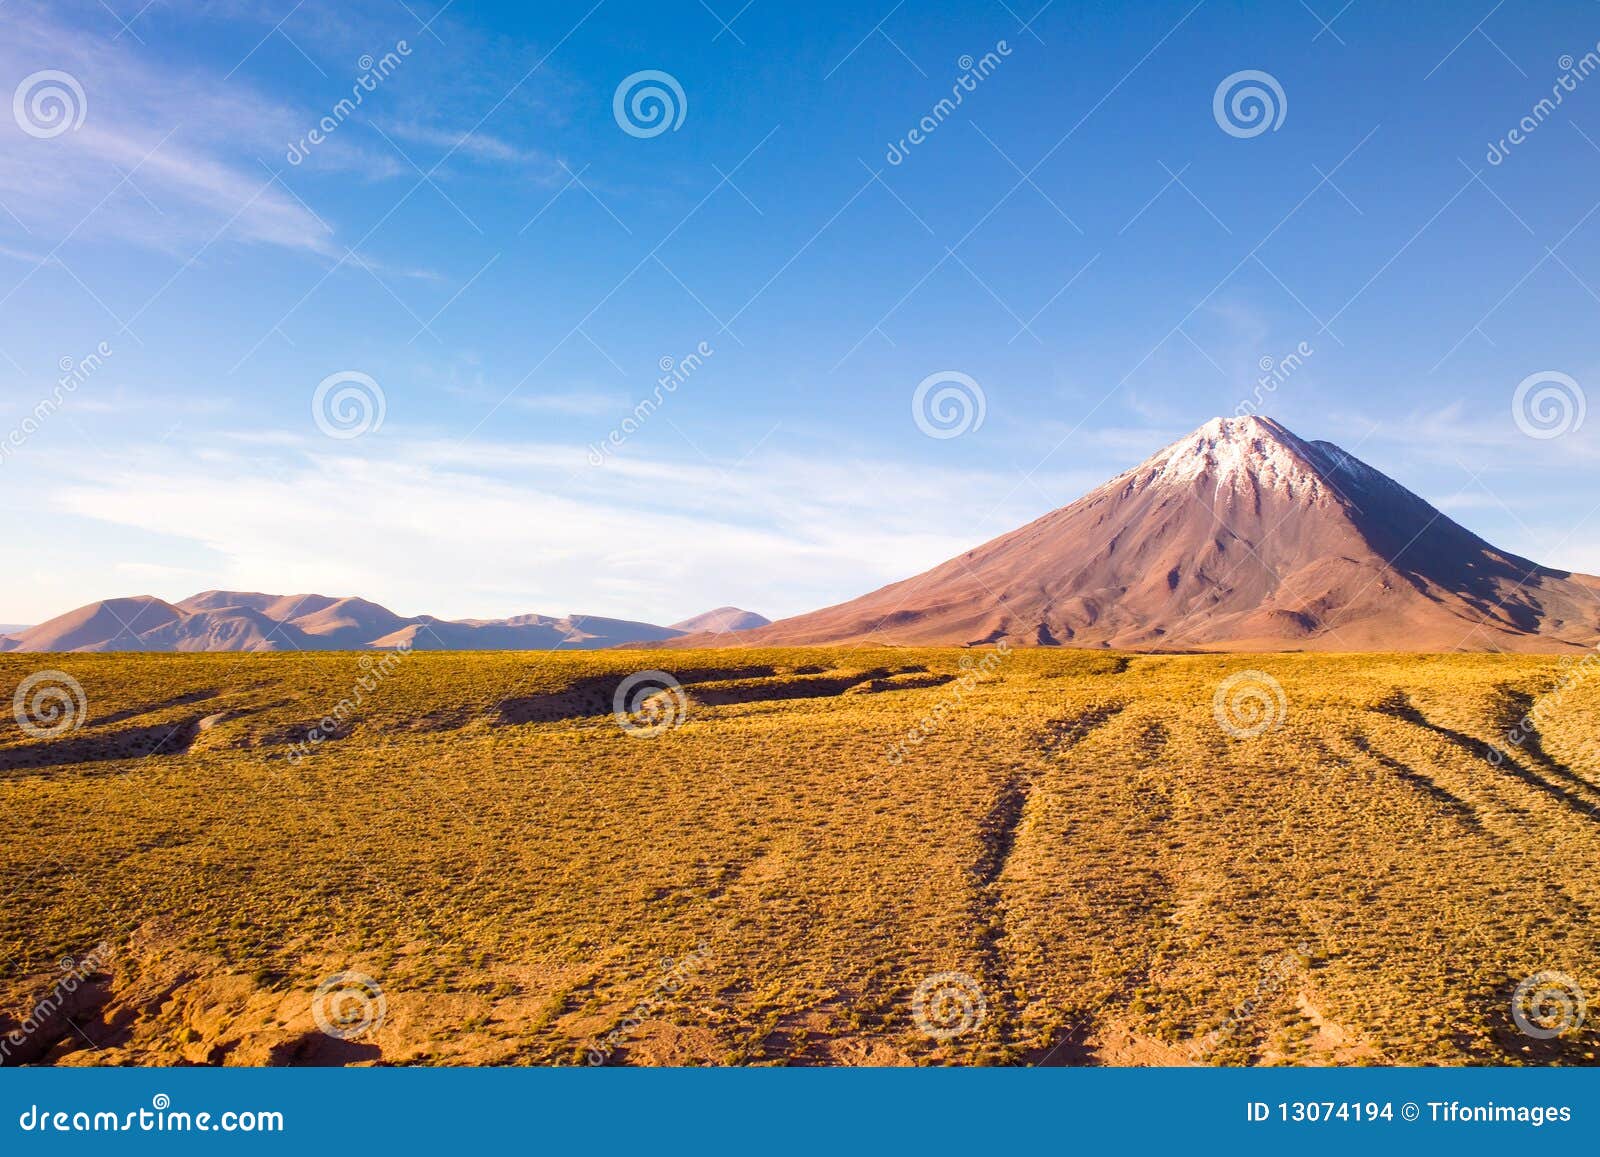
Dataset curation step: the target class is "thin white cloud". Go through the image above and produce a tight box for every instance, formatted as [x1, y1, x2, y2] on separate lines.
[513, 390, 627, 417]
[1318, 402, 1600, 465]
[0, 242, 54, 266]
[1435, 491, 1514, 512]
[0, 2, 388, 259]
[13, 431, 1069, 625]
[381, 120, 558, 172]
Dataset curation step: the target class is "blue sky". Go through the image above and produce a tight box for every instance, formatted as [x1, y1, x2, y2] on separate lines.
[2, 0, 1599, 624]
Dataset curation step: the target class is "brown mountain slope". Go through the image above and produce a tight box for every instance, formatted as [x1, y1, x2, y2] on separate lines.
[693, 416, 1600, 653]
[0, 596, 184, 652]
[176, 591, 342, 621]
[369, 613, 689, 650]
[1, 592, 694, 653]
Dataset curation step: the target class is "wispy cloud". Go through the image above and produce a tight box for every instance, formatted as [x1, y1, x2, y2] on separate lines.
[381, 120, 560, 174]
[0, 2, 390, 260]
[0, 242, 54, 266]
[17, 430, 1070, 624]
[513, 390, 630, 417]
[1320, 401, 1600, 466]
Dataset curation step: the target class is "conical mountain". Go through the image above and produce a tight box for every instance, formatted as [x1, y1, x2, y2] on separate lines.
[715, 416, 1600, 652]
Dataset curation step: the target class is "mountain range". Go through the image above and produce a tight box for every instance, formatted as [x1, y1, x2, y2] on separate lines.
[0, 593, 770, 653]
[7, 416, 1598, 654]
[671, 415, 1600, 652]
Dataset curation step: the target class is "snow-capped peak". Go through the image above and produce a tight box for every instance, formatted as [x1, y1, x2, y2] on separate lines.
[1114, 416, 1348, 504]
[1074, 415, 1440, 525]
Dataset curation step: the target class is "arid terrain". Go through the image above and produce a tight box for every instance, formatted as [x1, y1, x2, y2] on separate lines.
[2, 647, 1597, 1067]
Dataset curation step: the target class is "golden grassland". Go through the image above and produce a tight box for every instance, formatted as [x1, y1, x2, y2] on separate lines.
[1, 647, 1597, 1067]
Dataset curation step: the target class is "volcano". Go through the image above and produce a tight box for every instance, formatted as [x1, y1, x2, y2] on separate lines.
[706, 416, 1600, 652]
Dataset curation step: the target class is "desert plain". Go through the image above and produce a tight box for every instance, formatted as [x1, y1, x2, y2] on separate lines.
[2, 646, 1597, 1066]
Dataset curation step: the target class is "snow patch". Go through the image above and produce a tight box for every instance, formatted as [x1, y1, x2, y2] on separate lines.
[1111, 416, 1342, 505]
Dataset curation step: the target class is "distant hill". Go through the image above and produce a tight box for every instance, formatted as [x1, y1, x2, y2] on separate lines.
[669, 607, 771, 634]
[0, 593, 760, 653]
[0, 596, 186, 652]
